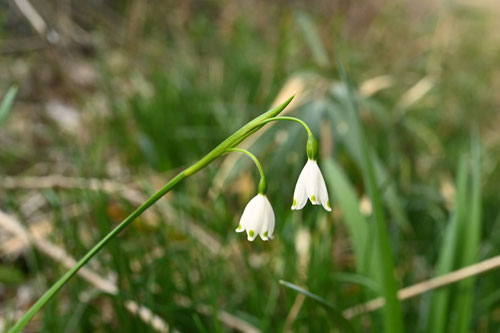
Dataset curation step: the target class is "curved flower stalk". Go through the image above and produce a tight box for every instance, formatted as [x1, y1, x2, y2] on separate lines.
[257, 116, 332, 212]
[226, 148, 275, 241]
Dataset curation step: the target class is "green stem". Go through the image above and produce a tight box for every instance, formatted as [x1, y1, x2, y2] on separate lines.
[260, 116, 313, 137]
[226, 148, 267, 194]
[9, 93, 296, 333]
[259, 116, 318, 160]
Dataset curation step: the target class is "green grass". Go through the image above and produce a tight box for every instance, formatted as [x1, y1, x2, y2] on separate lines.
[338, 59, 404, 333]
[428, 155, 468, 333]
[1, 1, 500, 332]
[0, 86, 17, 125]
[279, 280, 356, 333]
[453, 133, 482, 333]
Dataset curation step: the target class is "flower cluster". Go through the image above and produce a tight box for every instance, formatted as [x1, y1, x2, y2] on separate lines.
[235, 132, 331, 242]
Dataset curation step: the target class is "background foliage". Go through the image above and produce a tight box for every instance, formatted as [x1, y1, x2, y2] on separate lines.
[1, 0, 500, 332]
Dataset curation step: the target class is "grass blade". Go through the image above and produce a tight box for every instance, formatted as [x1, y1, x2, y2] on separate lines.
[295, 12, 329, 67]
[337, 58, 405, 333]
[322, 158, 372, 276]
[330, 272, 379, 293]
[428, 155, 468, 333]
[453, 132, 482, 333]
[0, 86, 18, 125]
[326, 89, 411, 233]
[279, 280, 357, 333]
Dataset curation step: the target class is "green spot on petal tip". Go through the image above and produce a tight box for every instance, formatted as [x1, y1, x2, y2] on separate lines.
[292, 198, 297, 207]
[311, 195, 316, 203]
[237, 224, 242, 230]
[327, 200, 331, 208]
[263, 231, 268, 238]
[249, 230, 255, 238]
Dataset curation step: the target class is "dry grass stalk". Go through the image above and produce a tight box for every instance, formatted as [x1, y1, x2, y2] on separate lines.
[343, 255, 500, 318]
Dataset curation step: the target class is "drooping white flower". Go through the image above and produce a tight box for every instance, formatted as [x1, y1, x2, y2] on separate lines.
[291, 159, 331, 211]
[236, 194, 275, 241]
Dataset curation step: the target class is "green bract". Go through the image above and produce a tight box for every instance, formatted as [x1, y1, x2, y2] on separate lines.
[306, 134, 319, 160]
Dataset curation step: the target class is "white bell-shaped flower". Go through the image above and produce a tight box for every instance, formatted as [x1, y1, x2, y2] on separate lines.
[291, 159, 331, 212]
[236, 194, 275, 241]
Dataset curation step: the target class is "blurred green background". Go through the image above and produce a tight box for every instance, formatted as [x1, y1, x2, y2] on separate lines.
[1, 0, 500, 332]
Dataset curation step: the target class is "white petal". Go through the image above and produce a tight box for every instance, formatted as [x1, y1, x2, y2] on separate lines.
[236, 195, 263, 232]
[259, 214, 270, 240]
[291, 162, 310, 210]
[260, 196, 275, 240]
[236, 194, 260, 232]
[247, 231, 257, 241]
[305, 160, 320, 205]
[266, 205, 275, 240]
[316, 164, 332, 211]
[245, 195, 267, 241]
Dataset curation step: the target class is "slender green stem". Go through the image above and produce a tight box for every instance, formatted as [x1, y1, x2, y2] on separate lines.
[226, 148, 265, 182]
[226, 148, 267, 194]
[9, 93, 296, 333]
[260, 116, 313, 137]
[259, 116, 318, 160]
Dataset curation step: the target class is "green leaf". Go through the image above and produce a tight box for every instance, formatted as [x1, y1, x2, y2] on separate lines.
[453, 132, 482, 333]
[279, 280, 357, 333]
[428, 155, 468, 333]
[322, 158, 373, 277]
[337, 58, 405, 333]
[330, 272, 380, 293]
[327, 85, 411, 233]
[295, 12, 329, 67]
[0, 86, 18, 125]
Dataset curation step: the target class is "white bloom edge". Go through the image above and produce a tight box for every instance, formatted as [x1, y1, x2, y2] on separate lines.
[291, 159, 332, 212]
[236, 194, 275, 241]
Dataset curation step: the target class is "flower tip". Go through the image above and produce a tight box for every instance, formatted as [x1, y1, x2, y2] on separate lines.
[246, 229, 256, 241]
[237, 194, 275, 242]
[260, 230, 272, 241]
